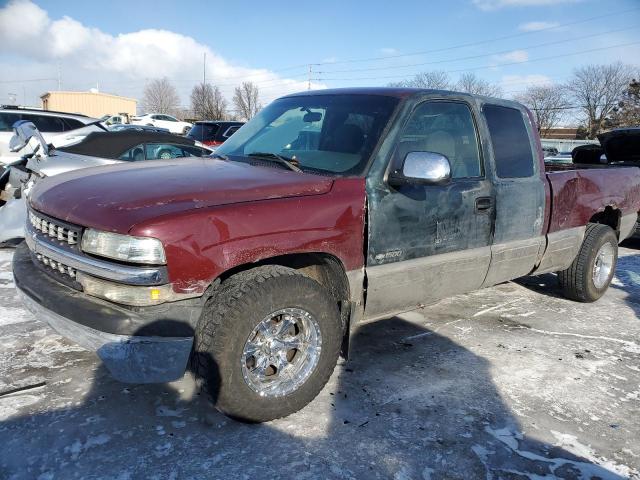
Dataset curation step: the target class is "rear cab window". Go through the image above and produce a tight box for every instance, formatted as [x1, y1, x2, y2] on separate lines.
[483, 104, 535, 178]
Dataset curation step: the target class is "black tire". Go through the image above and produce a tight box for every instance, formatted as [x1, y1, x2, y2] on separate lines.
[557, 223, 618, 302]
[192, 265, 342, 422]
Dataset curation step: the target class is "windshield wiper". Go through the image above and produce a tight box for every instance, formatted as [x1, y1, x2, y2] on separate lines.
[211, 153, 228, 160]
[246, 152, 302, 173]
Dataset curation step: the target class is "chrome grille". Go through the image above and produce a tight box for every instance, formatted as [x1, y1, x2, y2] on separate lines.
[29, 211, 79, 246]
[35, 252, 77, 279]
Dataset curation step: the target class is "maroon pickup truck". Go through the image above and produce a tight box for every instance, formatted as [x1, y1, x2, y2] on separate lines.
[13, 88, 640, 422]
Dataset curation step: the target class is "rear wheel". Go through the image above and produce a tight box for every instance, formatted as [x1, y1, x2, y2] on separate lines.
[193, 265, 342, 422]
[558, 223, 618, 302]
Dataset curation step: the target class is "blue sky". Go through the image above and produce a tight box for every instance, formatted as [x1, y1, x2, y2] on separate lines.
[1, 0, 639, 107]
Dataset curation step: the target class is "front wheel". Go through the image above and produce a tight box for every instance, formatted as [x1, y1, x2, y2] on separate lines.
[193, 265, 342, 422]
[557, 223, 618, 302]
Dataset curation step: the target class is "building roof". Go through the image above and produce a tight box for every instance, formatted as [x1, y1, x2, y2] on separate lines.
[40, 91, 137, 102]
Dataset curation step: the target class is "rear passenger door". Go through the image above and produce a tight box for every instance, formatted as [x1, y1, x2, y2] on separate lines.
[481, 103, 546, 287]
[365, 99, 495, 319]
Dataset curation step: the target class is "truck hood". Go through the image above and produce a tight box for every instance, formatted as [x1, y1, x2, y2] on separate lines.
[29, 158, 334, 233]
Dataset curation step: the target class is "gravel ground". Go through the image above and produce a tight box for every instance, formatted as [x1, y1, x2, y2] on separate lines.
[1, 242, 639, 480]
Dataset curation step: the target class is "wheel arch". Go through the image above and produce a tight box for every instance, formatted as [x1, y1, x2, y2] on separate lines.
[208, 252, 353, 357]
[588, 206, 622, 238]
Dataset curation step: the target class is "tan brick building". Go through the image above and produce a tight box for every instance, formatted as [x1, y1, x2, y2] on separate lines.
[40, 91, 137, 118]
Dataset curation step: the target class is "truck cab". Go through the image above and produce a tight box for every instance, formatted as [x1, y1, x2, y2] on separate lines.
[13, 88, 640, 422]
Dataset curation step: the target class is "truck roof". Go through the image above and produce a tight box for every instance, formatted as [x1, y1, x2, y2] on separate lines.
[281, 87, 522, 107]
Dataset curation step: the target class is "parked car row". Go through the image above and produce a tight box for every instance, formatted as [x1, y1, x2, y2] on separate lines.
[131, 113, 193, 135]
[0, 124, 213, 245]
[7, 87, 640, 424]
[186, 121, 244, 147]
[0, 105, 104, 165]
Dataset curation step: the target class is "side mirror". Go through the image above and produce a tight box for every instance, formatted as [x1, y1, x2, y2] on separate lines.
[389, 151, 451, 186]
[10, 120, 49, 156]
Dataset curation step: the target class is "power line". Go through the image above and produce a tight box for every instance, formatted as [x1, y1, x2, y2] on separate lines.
[314, 25, 637, 75]
[0, 78, 57, 84]
[315, 41, 640, 82]
[307, 6, 640, 67]
[45, 5, 640, 90]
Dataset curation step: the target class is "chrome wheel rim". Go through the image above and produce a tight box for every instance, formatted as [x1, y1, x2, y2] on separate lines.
[241, 308, 322, 397]
[592, 242, 614, 289]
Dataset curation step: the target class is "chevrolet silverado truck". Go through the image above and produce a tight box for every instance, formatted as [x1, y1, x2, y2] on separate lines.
[13, 88, 640, 422]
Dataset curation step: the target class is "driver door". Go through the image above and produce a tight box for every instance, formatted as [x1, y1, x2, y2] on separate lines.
[364, 99, 495, 319]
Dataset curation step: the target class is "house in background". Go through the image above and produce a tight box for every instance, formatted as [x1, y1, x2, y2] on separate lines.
[40, 90, 137, 118]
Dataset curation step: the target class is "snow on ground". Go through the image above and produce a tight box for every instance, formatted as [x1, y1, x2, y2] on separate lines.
[1, 243, 640, 479]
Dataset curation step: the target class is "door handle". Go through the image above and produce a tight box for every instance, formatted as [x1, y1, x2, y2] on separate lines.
[475, 197, 493, 213]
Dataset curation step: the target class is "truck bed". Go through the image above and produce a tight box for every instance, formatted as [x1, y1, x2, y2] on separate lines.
[545, 164, 640, 233]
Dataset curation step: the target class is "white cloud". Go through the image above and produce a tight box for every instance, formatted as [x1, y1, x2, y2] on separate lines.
[379, 48, 399, 56]
[493, 50, 529, 64]
[518, 21, 560, 32]
[0, 0, 324, 110]
[473, 0, 580, 11]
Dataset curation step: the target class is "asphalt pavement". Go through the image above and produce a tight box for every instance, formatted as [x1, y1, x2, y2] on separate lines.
[1, 242, 639, 479]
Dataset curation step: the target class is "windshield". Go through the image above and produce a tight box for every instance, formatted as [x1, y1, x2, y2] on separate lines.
[216, 94, 399, 176]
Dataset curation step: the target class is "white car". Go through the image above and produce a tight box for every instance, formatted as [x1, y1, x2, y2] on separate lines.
[0, 107, 101, 165]
[131, 113, 192, 135]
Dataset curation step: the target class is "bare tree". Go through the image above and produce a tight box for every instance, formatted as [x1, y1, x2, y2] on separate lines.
[456, 73, 502, 97]
[516, 85, 569, 137]
[609, 78, 640, 128]
[141, 77, 180, 114]
[191, 83, 228, 120]
[389, 70, 452, 90]
[233, 82, 261, 121]
[566, 62, 635, 138]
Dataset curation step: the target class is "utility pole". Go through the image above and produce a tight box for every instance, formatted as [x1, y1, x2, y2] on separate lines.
[57, 62, 61, 90]
[203, 52, 206, 85]
[307, 64, 312, 90]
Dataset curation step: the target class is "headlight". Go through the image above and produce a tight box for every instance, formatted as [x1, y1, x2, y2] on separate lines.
[81, 229, 166, 264]
[77, 273, 185, 306]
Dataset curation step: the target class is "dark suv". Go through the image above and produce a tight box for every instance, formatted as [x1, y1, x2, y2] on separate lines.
[187, 121, 244, 147]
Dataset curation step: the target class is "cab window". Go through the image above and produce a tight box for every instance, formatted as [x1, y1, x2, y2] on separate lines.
[483, 104, 535, 178]
[119, 144, 145, 161]
[145, 143, 206, 160]
[395, 101, 482, 179]
[0, 112, 18, 132]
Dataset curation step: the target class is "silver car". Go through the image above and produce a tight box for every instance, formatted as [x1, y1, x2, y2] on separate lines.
[0, 121, 213, 246]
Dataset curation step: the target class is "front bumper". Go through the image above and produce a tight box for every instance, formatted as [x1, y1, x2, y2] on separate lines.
[13, 243, 201, 383]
